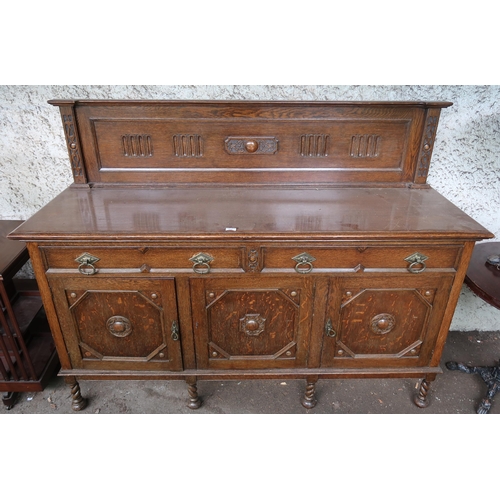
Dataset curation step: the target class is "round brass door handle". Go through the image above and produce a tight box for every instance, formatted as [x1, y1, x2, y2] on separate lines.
[245, 140, 259, 153]
[106, 316, 132, 337]
[370, 313, 396, 335]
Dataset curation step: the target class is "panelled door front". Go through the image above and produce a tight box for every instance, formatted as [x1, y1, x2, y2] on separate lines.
[49, 276, 183, 371]
[190, 276, 314, 370]
[321, 274, 454, 369]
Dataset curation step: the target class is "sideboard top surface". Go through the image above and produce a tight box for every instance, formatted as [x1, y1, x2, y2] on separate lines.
[10, 186, 493, 242]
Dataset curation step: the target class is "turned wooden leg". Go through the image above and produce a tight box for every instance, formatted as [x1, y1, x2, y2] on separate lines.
[2, 392, 17, 410]
[65, 376, 87, 411]
[414, 378, 432, 408]
[301, 377, 318, 409]
[186, 377, 202, 409]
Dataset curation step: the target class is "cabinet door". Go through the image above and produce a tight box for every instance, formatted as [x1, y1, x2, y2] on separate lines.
[320, 274, 454, 368]
[190, 276, 313, 370]
[49, 277, 183, 371]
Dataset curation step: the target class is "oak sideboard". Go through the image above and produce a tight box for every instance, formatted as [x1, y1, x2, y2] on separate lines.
[9, 99, 493, 411]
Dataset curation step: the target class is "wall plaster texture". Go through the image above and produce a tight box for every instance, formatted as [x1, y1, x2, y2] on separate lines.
[1, 85, 499, 331]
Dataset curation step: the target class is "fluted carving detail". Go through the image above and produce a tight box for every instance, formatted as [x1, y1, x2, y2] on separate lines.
[122, 134, 153, 157]
[173, 134, 203, 157]
[300, 134, 329, 157]
[350, 134, 381, 158]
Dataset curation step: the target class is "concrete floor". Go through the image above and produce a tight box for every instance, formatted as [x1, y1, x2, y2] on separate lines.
[2, 330, 500, 414]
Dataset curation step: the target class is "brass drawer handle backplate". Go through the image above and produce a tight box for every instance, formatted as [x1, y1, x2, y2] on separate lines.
[75, 252, 100, 275]
[225, 137, 278, 155]
[190, 252, 214, 274]
[292, 252, 316, 274]
[404, 252, 429, 274]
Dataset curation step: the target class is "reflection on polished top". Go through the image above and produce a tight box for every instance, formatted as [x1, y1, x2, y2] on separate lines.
[10, 187, 493, 241]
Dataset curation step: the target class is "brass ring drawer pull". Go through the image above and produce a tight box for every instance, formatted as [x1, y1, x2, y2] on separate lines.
[189, 252, 214, 274]
[292, 252, 316, 274]
[404, 252, 428, 274]
[75, 252, 100, 275]
[78, 262, 97, 275]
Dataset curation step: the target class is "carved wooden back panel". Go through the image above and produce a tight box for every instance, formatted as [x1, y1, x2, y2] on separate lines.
[50, 100, 451, 187]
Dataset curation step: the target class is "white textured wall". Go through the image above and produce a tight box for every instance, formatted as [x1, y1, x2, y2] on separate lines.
[1, 85, 499, 331]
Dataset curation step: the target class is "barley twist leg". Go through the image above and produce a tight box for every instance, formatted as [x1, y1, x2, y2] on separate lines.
[301, 380, 317, 409]
[413, 378, 431, 408]
[65, 376, 87, 411]
[186, 381, 202, 410]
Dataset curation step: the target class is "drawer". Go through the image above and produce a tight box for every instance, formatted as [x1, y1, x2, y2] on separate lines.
[262, 245, 462, 273]
[41, 246, 245, 273]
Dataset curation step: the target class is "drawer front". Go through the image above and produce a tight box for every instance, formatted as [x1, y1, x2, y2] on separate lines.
[41, 246, 245, 273]
[262, 245, 462, 273]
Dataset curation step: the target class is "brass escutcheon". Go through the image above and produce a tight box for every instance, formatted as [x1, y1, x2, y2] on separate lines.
[171, 320, 180, 341]
[325, 318, 337, 338]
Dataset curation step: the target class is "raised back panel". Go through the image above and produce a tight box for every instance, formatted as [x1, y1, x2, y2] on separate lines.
[50, 100, 451, 187]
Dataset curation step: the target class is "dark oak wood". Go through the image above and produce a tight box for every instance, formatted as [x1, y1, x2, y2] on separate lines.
[7, 100, 494, 411]
[0, 221, 59, 408]
[11, 187, 489, 242]
[0, 220, 30, 300]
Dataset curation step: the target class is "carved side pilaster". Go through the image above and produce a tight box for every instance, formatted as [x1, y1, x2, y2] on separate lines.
[59, 106, 87, 184]
[414, 109, 441, 183]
